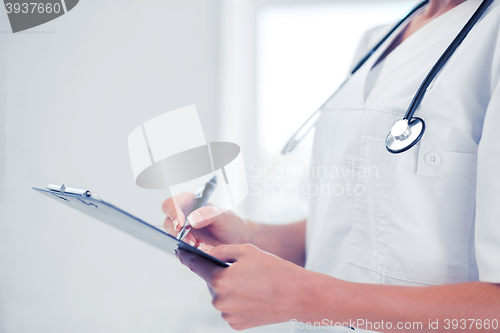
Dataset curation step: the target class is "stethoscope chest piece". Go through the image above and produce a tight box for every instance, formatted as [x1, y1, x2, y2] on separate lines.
[385, 118, 425, 154]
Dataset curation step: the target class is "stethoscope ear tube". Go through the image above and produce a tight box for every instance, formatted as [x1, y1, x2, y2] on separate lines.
[281, 108, 322, 155]
[281, 79, 349, 155]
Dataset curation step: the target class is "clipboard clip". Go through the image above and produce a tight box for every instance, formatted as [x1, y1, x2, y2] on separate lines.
[47, 184, 91, 197]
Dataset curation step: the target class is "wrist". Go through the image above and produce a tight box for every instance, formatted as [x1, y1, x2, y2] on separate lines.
[293, 270, 348, 324]
[288, 267, 320, 323]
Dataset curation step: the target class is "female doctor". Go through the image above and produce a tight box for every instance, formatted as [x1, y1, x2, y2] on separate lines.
[163, 0, 500, 331]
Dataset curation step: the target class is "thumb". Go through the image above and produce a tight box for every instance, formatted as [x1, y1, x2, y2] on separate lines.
[204, 244, 252, 263]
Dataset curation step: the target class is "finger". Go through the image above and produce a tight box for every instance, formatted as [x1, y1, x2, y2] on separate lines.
[198, 244, 214, 252]
[178, 249, 224, 283]
[161, 193, 196, 228]
[163, 217, 177, 236]
[206, 244, 250, 263]
[182, 233, 197, 247]
[163, 216, 198, 247]
[195, 239, 207, 249]
[187, 206, 225, 229]
[163, 215, 190, 235]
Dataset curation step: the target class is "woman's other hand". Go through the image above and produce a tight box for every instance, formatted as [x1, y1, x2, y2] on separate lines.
[177, 244, 308, 330]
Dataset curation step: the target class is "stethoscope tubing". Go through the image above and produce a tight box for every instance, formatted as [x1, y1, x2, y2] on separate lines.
[282, 0, 493, 155]
[282, 1, 430, 155]
[404, 0, 494, 121]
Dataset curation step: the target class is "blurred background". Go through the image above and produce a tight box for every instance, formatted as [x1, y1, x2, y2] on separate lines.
[0, 0, 414, 332]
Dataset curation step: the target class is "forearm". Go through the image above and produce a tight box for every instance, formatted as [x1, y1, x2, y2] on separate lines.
[296, 271, 500, 332]
[246, 219, 306, 267]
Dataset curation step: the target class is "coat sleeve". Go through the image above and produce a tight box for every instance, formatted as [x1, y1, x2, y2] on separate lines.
[475, 79, 500, 283]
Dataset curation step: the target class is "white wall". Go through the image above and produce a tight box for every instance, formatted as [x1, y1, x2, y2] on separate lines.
[0, 1, 288, 332]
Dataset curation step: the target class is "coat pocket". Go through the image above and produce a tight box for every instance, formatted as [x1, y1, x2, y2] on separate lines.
[348, 135, 478, 285]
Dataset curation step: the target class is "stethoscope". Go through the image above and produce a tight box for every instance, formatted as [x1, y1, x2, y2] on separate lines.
[282, 0, 493, 155]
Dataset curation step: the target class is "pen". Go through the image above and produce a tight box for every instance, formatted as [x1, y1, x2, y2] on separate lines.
[176, 176, 218, 241]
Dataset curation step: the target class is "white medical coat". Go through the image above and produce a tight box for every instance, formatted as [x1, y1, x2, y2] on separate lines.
[306, 0, 500, 292]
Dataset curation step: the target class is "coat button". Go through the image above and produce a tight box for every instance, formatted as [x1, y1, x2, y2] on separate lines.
[424, 151, 441, 166]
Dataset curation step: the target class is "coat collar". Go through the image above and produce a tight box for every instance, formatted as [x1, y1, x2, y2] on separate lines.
[364, 0, 483, 94]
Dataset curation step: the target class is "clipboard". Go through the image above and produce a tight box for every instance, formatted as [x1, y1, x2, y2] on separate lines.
[32, 184, 229, 267]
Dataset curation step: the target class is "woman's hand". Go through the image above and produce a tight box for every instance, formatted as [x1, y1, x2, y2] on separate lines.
[162, 193, 253, 248]
[177, 243, 308, 330]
